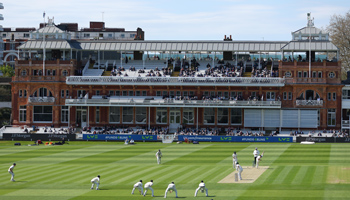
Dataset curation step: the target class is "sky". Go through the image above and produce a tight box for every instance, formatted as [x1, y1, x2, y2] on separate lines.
[1, 0, 350, 41]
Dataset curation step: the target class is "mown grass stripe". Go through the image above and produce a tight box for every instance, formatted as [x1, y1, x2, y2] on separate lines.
[272, 165, 293, 185]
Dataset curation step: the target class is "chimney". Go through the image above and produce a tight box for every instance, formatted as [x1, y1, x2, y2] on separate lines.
[230, 35, 232, 39]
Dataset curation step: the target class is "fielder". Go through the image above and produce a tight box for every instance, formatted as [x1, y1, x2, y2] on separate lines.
[90, 175, 100, 190]
[8, 163, 16, 182]
[253, 148, 260, 166]
[164, 181, 178, 198]
[131, 180, 143, 195]
[156, 149, 162, 164]
[194, 180, 208, 197]
[236, 162, 243, 180]
[143, 180, 154, 197]
[232, 151, 238, 167]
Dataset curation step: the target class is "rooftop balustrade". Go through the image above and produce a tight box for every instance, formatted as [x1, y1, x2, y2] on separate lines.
[65, 98, 281, 108]
[66, 76, 286, 86]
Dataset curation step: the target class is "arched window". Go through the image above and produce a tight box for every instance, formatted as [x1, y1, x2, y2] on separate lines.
[298, 90, 320, 100]
[32, 87, 53, 97]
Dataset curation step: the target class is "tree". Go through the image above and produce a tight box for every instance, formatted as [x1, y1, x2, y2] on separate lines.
[327, 11, 350, 78]
[0, 65, 15, 77]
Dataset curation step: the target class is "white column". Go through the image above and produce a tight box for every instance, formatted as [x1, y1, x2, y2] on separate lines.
[87, 106, 89, 127]
[148, 107, 150, 130]
[120, 51, 123, 67]
[70, 49, 73, 60]
[98, 50, 100, 69]
[196, 107, 198, 130]
[68, 106, 71, 127]
[63, 50, 66, 60]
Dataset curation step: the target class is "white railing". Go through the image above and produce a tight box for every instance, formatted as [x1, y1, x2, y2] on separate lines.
[82, 60, 90, 76]
[296, 100, 323, 106]
[66, 98, 281, 108]
[28, 97, 55, 103]
[66, 76, 286, 86]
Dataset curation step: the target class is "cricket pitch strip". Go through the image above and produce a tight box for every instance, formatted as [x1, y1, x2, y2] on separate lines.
[218, 166, 269, 183]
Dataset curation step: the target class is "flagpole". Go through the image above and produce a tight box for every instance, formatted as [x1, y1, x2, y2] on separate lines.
[43, 11, 46, 76]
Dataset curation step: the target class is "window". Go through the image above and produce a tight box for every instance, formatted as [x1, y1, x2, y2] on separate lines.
[52, 70, 56, 76]
[183, 108, 194, 124]
[285, 71, 292, 78]
[2, 33, 6, 37]
[327, 109, 336, 126]
[156, 108, 167, 124]
[328, 93, 331, 101]
[10, 43, 16, 50]
[109, 91, 114, 96]
[135, 107, 146, 123]
[303, 71, 308, 78]
[204, 108, 215, 124]
[163, 91, 168, 96]
[96, 90, 100, 96]
[130, 34, 136, 38]
[129, 91, 134, 96]
[108, 34, 113, 38]
[318, 71, 322, 78]
[189, 91, 195, 96]
[176, 91, 181, 96]
[329, 72, 335, 78]
[96, 106, 100, 123]
[62, 70, 68, 76]
[122, 91, 127, 96]
[210, 91, 215, 97]
[283, 92, 287, 100]
[312, 71, 317, 78]
[34, 106, 52, 122]
[231, 108, 242, 124]
[19, 106, 26, 122]
[217, 91, 222, 97]
[136, 91, 141, 96]
[231, 92, 236, 98]
[237, 91, 242, 97]
[35, 88, 52, 97]
[142, 91, 147, 96]
[61, 106, 69, 123]
[19, 90, 23, 98]
[288, 92, 292, 100]
[266, 92, 275, 101]
[217, 108, 228, 124]
[343, 90, 350, 99]
[24, 90, 27, 97]
[21, 70, 27, 76]
[224, 92, 229, 98]
[77, 90, 86, 98]
[121, 34, 125, 38]
[183, 91, 188, 96]
[122, 107, 133, 123]
[115, 91, 120, 96]
[47, 70, 51, 76]
[83, 33, 90, 38]
[23, 33, 30, 38]
[66, 90, 69, 98]
[156, 91, 161, 96]
[251, 92, 256, 98]
[61, 90, 65, 98]
[109, 107, 120, 123]
[170, 91, 175, 97]
[298, 71, 302, 78]
[333, 93, 336, 101]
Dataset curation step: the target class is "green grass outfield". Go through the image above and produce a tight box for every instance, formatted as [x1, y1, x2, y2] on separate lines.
[1, 141, 350, 200]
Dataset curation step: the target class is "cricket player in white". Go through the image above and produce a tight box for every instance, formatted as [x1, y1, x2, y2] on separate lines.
[8, 163, 16, 181]
[143, 180, 154, 197]
[232, 151, 238, 167]
[131, 180, 143, 195]
[194, 180, 208, 197]
[253, 148, 260, 166]
[156, 149, 162, 164]
[164, 181, 178, 198]
[256, 154, 263, 168]
[236, 162, 243, 180]
[90, 175, 100, 190]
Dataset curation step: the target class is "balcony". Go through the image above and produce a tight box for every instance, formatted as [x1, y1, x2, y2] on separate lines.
[296, 100, 323, 106]
[66, 76, 286, 87]
[28, 97, 55, 103]
[65, 98, 282, 108]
